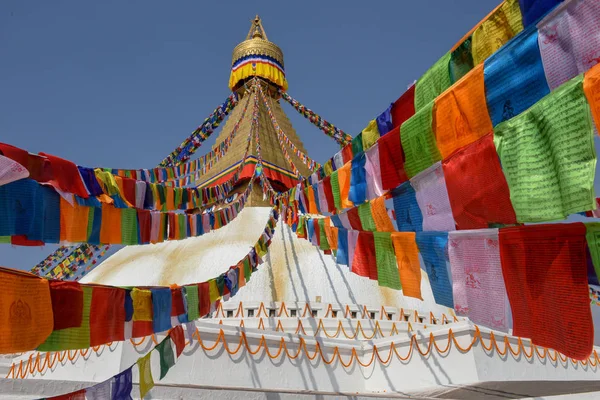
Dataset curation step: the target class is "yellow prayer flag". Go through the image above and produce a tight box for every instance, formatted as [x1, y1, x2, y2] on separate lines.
[472, 0, 523, 65]
[131, 288, 153, 322]
[361, 119, 380, 150]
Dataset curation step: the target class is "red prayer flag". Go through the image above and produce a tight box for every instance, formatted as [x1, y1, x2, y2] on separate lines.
[391, 85, 416, 129]
[137, 210, 152, 244]
[132, 321, 154, 338]
[341, 144, 353, 164]
[170, 325, 185, 357]
[198, 282, 210, 317]
[171, 287, 186, 317]
[11, 235, 45, 246]
[122, 177, 137, 206]
[39, 152, 89, 198]
[49, 281, 83, 330]
[347, 208, 363, 230]
[443, 134, 517, 229]
[378, 126, 409, 190]
[499, 223, 593, 360]
[323, 176, 336, 213]
[313, 219, 321, 246]
[352, 231, 378, 280]
[89, 287, 125, 346]
[47, 389, 86, 400]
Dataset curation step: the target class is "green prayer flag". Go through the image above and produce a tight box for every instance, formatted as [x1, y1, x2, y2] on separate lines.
[156, 337, 175, 380]
[174, 188, 182, 210]
[38, 287, 93, 351]
[358, 203, 377, 232]
[415, 52, 452, 110]
[178, 214, 186, 239]
[352, 133, 364, 155]
[137, 352, 154, 398]
[0, 236, 10, 244]
[317, 219, 330, 251]
[121, 208, 139, 245]
[86, 207, 94, 241]
[373, 232, 402, 290]
[586, 223, 600, 282]
[493, 75, 596, 222]
[296, 216, 306, 238]
[243, 257, 252, 282]
[330, 170, 342, 210]
[184, 284, 199, 321]
[400, 101, 441, 178]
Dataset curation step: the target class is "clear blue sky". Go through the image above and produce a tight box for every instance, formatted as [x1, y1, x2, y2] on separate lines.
[0, 0, 516, 270]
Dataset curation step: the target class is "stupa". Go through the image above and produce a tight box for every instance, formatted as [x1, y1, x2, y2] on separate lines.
[2, 13, 600, 400]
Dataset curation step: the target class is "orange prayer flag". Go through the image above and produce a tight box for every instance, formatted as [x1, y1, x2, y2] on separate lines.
[323, 218, 338, 251]
[59, 198, 90, 243]
[237, 265, 246, 289]
[306, 186, 318, 214]
[434, 64, 493, 159]
[391, 232, 423, 300]
[166, 187, 175, 211]
[371, 197, 395, 232]
[100, 204, 122, 244]
[338, 163, 353, 209]
[0, 268, 53, 353]
[584, 63, 600, 134]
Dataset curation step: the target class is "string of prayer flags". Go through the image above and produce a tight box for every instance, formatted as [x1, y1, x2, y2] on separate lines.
[433, 63, 493, 159]
[519, 0, 563, 27]
[472, 0, 524, 65]
[442, 133, 516, 230]
[537, 0, 600, 91]
[499, 223, 593, 360]
[448, 229, 511, 332]
[411, 163, 456, 232]
[416, 232, 454, 308]
[414, 52, 452, 111]
[0, 269, 54, 354]
[484, 25, 550, 126]
[401, 102, 441, 178]
[493, 74, 596, 222]
[391, 232, 422, 300]
[391, 182, 423, 232]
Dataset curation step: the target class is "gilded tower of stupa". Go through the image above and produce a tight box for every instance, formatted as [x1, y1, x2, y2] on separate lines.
[199, 16, 312, 205]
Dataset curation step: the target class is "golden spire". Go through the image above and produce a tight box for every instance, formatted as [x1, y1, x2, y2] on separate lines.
[246, 15, 268, 40]
[230, 15, 287, 91]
